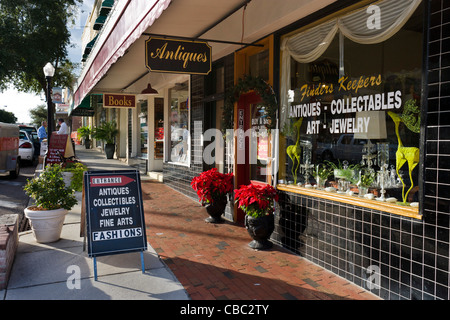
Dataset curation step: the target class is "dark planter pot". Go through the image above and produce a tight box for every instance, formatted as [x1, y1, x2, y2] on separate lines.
[245, 214, 275, 250]
[105, 143, 115, 159]
[205, 196, 228, 223]
[85, 139, 91, 149]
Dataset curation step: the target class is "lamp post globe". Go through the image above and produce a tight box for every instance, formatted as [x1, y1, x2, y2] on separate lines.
[43, 62, 55, 143]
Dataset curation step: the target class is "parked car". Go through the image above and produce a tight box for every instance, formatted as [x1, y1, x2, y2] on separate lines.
[19, 130, 35, 164]
[19, 124, 39, 156]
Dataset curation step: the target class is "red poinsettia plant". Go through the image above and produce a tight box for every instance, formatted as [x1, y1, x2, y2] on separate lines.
[234, 183, 279, 218]
[191, 168, 234, 206]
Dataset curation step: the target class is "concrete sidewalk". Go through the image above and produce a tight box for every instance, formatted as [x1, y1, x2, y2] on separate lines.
[1, 146, 189, 300]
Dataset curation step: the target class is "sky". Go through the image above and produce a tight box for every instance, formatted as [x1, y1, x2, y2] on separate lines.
[0, 0, 94, 124]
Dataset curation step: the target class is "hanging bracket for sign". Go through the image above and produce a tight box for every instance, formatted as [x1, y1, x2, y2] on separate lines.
[143, 33, 264, 48]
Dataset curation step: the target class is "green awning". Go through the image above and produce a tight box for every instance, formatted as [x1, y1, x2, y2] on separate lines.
[100, 0, 114, 16]
[70, 94, 95, 117]
[93, 15, 107, 31]
[82, 34, 98, 57]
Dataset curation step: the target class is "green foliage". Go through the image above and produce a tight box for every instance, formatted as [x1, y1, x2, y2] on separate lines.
[24, 164, 78, 210]
[359, 169, 376, 188]
[222, 75, 277, 133]
[62, 162, 87, 192]
[93, 120, 118, 145]
[0, 109, 17, 123]
[77, 125, 92, 139]
[29, 104, 48, 127]
[0, 0, 81, 93]
[316, 163, 333, 181]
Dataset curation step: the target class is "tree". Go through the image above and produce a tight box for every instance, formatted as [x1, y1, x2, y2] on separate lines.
[0, 0, 81, 95]
[29, 104, 48, 127]
[0, 109, 17, 123]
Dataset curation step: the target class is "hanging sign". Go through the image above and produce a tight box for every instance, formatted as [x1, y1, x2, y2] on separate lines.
[84, 170, 147, 257]
[145, 37, 212, 75]
[103, 93, 136, 108]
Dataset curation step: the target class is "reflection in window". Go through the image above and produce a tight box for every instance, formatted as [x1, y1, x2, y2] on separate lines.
[169, 81, 189, 164]
[281, 3, 423, 207]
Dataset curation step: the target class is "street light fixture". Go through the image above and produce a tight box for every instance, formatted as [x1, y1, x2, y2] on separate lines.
[43, 62, 55, 144]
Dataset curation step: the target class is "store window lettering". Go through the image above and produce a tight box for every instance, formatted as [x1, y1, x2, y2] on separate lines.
[281, 1, 423, 210]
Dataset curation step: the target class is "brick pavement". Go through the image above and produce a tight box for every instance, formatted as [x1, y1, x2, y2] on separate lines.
[141, 180, 381, 300]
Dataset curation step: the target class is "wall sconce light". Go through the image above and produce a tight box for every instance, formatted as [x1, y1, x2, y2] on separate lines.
[141, 83, 158, 95]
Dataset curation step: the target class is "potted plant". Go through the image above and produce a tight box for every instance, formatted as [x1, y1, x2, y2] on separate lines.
[234, 183, 279, 249]
[357, 168, 376, 197]
[62, 162, 88, 192]
[23, 164, 78, 243]
[77, 125, 92, 149]
[315, 163, 332, 189]
[93, 120, 118, 159]
[191, 168, 234, 223]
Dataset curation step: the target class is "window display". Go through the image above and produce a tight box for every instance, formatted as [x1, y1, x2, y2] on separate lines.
[279, 0, 423, 209]
[154, 98, 164, 160]
[168, 81, 190, 164]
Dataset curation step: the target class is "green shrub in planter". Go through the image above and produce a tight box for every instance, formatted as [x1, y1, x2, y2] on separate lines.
[24, 164, 78, 211]
[62, 162, 88, 192]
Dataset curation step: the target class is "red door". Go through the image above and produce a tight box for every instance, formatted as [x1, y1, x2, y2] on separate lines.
[234, 91, 263, 223]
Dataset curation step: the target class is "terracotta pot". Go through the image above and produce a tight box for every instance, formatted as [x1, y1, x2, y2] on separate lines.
[245, 214, 275, 250]
[24, 207, 67, 243]
[205, 196, 228, 223]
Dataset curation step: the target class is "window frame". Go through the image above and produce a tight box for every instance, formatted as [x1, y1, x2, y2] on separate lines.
[277, 0, 426, 220]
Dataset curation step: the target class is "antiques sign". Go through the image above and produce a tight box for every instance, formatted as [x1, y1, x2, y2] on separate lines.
[103, 93, 136, 108]
[84, 170, 147, 257]
[145, 37, 212, 75]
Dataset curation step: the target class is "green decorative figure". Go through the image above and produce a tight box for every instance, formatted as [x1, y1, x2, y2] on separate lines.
[286, 118, 303, 184]
[387, 100, 420, 204]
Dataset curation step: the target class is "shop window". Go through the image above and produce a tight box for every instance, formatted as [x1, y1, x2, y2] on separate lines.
[279, 0, 423, 216]
[138, 101, 148, 159]
[154, 98, 164, 160]
[168, 80, 190, 165]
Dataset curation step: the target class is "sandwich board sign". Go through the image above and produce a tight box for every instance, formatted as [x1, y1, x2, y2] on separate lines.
[84, 170, 147, 279]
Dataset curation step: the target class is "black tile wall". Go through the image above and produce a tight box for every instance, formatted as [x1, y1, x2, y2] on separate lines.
[164, 55, 235, 219]
[271, 0, 450, 300]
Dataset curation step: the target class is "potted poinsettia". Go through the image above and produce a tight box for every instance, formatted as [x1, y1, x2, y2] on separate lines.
[23, 164, 78, 243]
[191, 168, 234, 223]
[234, 183, 279, 249]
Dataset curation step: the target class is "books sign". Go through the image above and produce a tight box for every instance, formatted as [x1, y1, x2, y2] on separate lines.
[103, 93, 136, 108]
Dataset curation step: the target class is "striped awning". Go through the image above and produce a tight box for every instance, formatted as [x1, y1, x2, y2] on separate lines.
[93, 15, 107, 31]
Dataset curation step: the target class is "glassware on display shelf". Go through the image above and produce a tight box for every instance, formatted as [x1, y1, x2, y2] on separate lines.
[357, 168, 376, 198]
[315, 164, 331, 190]
[376, 163, 389, 201]
[300, 160, 314, 187]
[333, 160, 358, 195]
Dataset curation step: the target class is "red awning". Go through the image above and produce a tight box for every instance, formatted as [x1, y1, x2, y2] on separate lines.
[73, 0, 171, 108]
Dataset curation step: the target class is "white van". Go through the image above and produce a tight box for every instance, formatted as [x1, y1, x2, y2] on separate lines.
[0, 122, 20, 178]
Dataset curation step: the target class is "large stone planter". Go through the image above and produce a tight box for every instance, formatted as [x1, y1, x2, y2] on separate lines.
[244, 214, 275, 250]
[205, 196, 228, 223]
[105, 143, 115, 159]
[61, 171, 73, 188]
[24, 207, 68, 243]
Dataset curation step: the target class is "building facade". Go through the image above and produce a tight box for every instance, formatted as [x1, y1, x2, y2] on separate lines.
[72, 0, 450, 299]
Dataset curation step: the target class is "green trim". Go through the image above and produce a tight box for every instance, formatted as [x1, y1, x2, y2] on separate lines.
[222, 75, 277, 133]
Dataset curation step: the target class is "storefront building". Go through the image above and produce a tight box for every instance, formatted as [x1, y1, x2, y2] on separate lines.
[72, 0, 450, 299]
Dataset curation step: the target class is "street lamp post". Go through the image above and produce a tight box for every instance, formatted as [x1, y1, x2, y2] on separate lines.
[43, 62, 55, 144]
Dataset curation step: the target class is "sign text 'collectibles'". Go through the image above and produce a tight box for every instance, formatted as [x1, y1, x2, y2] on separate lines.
[145, 37, 212, 75]
[103, 93, 136, 108]
[84, 170, 147, 257]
